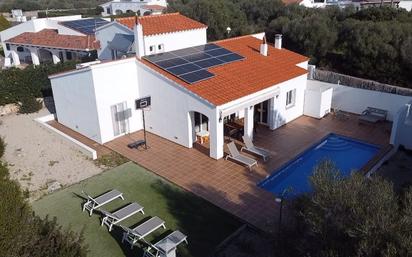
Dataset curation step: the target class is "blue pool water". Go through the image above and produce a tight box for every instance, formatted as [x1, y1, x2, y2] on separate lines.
[259, 133, 380, 198]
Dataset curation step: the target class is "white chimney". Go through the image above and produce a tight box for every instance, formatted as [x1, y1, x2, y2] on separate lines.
[275, 34, 282, 49]
[134, 17, 145, 59]
[260, 35, 268, 56]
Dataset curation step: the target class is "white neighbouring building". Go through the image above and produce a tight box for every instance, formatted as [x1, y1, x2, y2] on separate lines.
[100, 0, 167, 16]
[50, 14, 329, 160]
[0, 16, 109, 67]
[95, 13, 207, 60]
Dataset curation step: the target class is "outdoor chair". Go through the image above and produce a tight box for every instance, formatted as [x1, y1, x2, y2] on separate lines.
[226, 141, 257, 171]
[359, 107, 388, 124]
[241, 136, 270, 161]
[143, 230, 188, 257]
[82, 189, 124, 216]
[101, 202, 144, 231]
[121, 216, 166, 249]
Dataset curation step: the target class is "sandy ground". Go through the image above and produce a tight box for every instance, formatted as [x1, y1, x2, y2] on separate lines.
[0, 108, 104, 199]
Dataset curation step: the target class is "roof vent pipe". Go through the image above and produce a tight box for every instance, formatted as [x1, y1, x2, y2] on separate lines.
[275, 34, 282, 49]
[260, 35, 268, 56]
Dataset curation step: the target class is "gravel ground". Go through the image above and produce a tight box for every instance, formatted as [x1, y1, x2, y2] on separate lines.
[0, 108, 104, 200]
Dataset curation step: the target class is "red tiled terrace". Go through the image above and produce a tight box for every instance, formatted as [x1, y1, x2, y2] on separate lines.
[101, 114, 391, 233]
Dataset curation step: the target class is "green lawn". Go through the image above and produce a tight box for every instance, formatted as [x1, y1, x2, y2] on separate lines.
[32, 162, 242, 257]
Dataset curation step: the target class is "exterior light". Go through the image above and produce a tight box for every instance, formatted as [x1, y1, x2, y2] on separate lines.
[219, 110, 223, 123]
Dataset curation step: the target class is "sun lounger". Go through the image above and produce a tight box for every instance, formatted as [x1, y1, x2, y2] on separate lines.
[82, 189, 124, 216]
[226, 142, 257, 170]
[143, 230, 188, 257]
[359, 107, 388, 124]
[101, 202, 144, 231]
[121, 216, 166, 249]
[241, 136, 270, 161]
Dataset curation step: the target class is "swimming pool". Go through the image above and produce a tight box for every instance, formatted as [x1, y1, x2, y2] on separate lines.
[259, 133, 380, 198]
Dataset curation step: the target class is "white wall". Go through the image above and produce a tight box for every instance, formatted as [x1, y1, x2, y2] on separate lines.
[391, 101, 412, 149]
[51, 69, 102, 143]
[308, 80, 412, 121]
[136, 61, 215, 148]
[400, 0, 412, 11]
[92, 58, 142, 143]
[304, 83, 333, 119]
[95, 22, 133, 60]
[143, 29, 207, 55]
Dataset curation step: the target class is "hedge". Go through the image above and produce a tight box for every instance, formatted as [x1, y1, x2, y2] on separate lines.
[0, 61, 78, 106]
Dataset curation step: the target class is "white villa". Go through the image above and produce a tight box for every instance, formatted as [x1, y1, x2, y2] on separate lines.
[0, 16, 109, 67]
[48, 13, 335, 160]
[99, 0, 167, 16]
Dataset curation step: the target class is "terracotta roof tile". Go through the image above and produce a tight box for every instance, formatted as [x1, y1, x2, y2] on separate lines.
[142, 4, 167, 11]
[5, 29, 99, 51]
[116, 13, 207, 36]
[140, 36, 308, 106]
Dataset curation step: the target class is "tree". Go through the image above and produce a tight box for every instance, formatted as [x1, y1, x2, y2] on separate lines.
[280, 161, 412, 257]
[0, 15, 11, 31]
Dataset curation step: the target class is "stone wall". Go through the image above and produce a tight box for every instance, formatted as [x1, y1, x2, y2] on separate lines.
[313, 69, 412, 97]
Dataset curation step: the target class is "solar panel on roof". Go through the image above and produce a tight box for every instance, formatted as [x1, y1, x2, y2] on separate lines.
[61, 18, 110, 35]
[179, 70, 214, 84]
[143, 43, 245, 84]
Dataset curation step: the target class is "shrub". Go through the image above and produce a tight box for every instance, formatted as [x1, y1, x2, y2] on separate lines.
[277, 160, 412, 257]
[0, 137, 5, 159]
[18, 96, 43, 114]
[0, 61, 78, 106]
[0, 158, 87, 257]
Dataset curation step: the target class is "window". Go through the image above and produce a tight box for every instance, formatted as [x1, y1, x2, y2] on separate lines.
[17, 46, 24, 52]
[286, 89, 296, 108]
[111, 102, 129, 136]
[6, 43, 10, 51]
[157, 44, 164, 53]
[66, 52, 72, 60]
[194, 112, 208, 132]
[149, 45, 155, 54]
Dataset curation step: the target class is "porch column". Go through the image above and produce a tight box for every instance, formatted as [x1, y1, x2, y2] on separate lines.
[10, 47, 20, 66]
[269, 96, 280, 130]
[51, 50, 61, 64]
[209, 110, 224, 159]
[244, 106, 254, 140]
[29, 47, 40, 65]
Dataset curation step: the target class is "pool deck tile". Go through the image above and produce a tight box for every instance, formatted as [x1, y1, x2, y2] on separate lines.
[103, 114, 391, 233]
[50, 114, 391, 233]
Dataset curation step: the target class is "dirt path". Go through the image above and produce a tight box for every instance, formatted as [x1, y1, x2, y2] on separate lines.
[0, 109, 104, 200]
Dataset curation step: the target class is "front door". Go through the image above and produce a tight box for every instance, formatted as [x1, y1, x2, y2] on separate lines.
[254, 100, 269, 125]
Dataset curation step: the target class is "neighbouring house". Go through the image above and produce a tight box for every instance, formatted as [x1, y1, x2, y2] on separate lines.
[99, 0, 167, 16]
[50, 14, 331, 160]
[96, 13, 208, 60]
[399, 0, 412, 10]
[0, 16, 110, 67]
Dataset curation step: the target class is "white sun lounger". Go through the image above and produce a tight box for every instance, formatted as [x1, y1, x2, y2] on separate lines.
[226, 142, 257, 171]
[241, 136, 271, 161]
[82, 189, 124, 216]
[101, 202, 144, 231]
[121, 216, 166, 249]
[144, 230, 188, 257]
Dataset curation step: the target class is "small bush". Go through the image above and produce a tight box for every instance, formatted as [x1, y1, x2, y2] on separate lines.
[18, 97, 43, 114]
[0, 137, 5, 159]
[94, 152, 129, 168]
